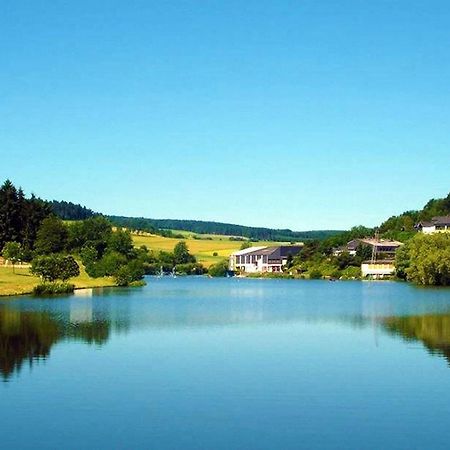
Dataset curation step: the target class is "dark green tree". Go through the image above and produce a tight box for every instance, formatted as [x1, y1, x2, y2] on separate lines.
[173, 241, 195, 264]
[34, 216, 68, 255]
[108, 229, 134, 257]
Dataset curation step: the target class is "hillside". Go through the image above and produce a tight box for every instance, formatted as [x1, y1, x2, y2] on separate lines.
[378, 191, 450, 240]
[49, 200, 342, 241]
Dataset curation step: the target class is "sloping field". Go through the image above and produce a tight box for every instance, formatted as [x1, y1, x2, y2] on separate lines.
[132, 233, 286, 267]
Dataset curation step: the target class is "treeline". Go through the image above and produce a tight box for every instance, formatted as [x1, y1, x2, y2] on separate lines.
[50, 199, 342, 242]
[50, 200, 96, 220]
[108, 216, 341, 242]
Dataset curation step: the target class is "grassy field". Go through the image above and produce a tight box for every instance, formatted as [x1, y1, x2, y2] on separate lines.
[0, 265, 114, 297]
[132, 232, 286, 267]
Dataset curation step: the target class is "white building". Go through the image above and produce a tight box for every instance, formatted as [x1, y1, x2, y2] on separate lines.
[415, 216, 450, 234]
[229, 245, 303, 273]
[361, 260, 396, 278]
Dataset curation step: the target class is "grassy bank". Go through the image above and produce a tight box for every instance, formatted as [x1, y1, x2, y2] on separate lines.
[0, 265, 114, 297]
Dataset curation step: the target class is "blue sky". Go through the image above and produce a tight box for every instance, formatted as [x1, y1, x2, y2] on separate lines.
[1, 0, 449, 230]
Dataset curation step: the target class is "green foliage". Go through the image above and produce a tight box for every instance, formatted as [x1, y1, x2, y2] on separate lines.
[107, 229, 134, 257]
[51, 200, 96, 220]
[34, 216, 68, 255]
[59, 255, 80, 281]
[400, 234, 450, 286]
[33, 282, 75, 296]
[108, 215, 342, 242]
[240, 241, 252, 250]
[208, 260, 229, 277]
[336, 251, 353, 270]
[31, 255, 80, 282]
[173, 241, 196, 264]
[67, 216, 112, 255]
[114, 266, 133, 286]
[2, 241, 23, 272]
[395, 244, 410, 280]
[175, 263, 205, 275]
[309, 269, 323, 279]
[113, 260, 145, 287]
[0, 179, 51, 251]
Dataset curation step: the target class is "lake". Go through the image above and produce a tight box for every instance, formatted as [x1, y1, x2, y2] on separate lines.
[2, 277, 450, 449]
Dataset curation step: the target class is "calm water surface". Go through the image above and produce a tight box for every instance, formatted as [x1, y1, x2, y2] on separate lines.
[2, 277, 450, 449]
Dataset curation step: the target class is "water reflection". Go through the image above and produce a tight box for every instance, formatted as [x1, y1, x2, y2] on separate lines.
[383, 314, 450, 364]
[0, 304, 112, 381]
[1, 278, 450, 380]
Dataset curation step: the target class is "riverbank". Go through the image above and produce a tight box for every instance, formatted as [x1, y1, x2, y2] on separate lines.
[0, 265, 115, 297]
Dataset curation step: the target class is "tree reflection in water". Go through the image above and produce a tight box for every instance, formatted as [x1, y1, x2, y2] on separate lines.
[383, 314, 450, 363]
[0, 306, 110, 380]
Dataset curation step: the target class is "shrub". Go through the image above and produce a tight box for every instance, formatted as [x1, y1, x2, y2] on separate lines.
[208, 260, 229, 277]
[114, 266, 133, 286]
[114, 260, 145, 286]
[33, 282, 75, 296]
[175, 263, 205, 275]
[309, 269, 323, 279]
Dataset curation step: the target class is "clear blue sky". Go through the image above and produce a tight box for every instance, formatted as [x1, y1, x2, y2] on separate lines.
[1, 0, 449, 230]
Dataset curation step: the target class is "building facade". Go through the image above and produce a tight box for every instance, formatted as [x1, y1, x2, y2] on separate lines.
[229, 245, 303, 273]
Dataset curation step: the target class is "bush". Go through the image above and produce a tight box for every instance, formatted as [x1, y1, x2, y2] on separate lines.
[114, 260, 145, 286]
[213, 252, 218, 257]
[33, 282, 75, 296]
[309, 269, 323, 279]
[175, 263, 205, 275]
[114, 266, 133, 286]
[208, 260, 229, 277]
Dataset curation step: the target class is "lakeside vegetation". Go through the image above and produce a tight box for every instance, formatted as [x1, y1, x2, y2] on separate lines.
[1, 178, 450, 293]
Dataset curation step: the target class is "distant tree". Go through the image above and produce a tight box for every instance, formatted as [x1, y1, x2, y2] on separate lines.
[51, 200, 96, 220]
[173, 241, 195, 264]
[67, 216, 112, 256]
[108, 229, 134, 257]
[240, 241, 252, 250]
[2, 242, 23, 273]
[34, 216, 68, 255]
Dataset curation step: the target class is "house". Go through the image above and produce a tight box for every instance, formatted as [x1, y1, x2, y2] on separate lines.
[361, 260, 396, 278]
[415, 216, 450, 234]
[229, 245, 303, 273]
[333, 238, 402, 257]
